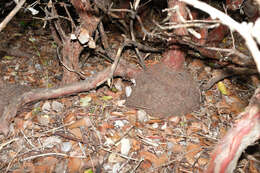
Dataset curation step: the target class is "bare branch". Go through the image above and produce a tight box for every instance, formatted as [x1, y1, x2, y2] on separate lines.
[0, 0, 26, 32]
[180, 0, 260, 73]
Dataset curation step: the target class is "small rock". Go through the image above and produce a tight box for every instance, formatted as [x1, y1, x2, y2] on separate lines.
[37, 115, 50, 126]
[42, 101, 51, 113]
[137, 109, 148, 122]
[35, 63, 42, 71]
[52, 101, 64, 112]
[152, 123, 159, 129]
[60, 142, 72, 153]
[120, 138, 131, 155]
[43, 136, 62, 148]
[125, 86, 132, 97]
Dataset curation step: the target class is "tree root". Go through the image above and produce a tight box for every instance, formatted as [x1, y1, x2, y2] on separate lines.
[0, 59, 139, 136]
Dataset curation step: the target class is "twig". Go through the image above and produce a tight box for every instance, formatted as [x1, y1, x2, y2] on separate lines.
[114, 125, 134, 145]
[51, 2, 66, 43]
[156, 20, 220, 30]
[130, 158, 144, 173]
[61, 2, 76, 32]
[21, 152, 88, 161]
[5, 148, 23, 173]
[100, 147, 139, 162]
[129, 0, 146, 69]
[180, 0, 260, 73]
[0, 138, 19, 152]
[201, 67, 258, 90]
[0, 0, 26, 32]
[21, 130, 36, 148]
[98, 22, 109, 51]
[108, 41, 126, 86]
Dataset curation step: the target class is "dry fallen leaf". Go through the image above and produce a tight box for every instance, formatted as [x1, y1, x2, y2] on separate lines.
[68, 117, 92, 129]
[185, 143, 202, 165]
[139, 150, 159, 167]
[67, 157, 83, 173]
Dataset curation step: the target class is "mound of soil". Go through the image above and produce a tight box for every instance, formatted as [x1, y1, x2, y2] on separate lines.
[126, 63, 200, 118]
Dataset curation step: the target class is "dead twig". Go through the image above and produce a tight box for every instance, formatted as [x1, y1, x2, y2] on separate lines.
[0, 0, 26, 32]
[129, 0, 146, 69]
[180, 0, 260, 73]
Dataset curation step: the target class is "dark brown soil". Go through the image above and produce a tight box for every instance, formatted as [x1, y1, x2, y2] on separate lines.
[126, 63, 201, 117]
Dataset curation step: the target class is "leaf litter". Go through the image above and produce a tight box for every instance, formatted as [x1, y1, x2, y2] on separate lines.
[0, 10, 259, 173]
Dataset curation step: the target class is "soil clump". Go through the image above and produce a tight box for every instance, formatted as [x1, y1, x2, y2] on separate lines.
[126, 63, 200, 118]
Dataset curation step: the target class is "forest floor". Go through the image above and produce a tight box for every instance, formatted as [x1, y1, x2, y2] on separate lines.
[0, 12, 259, 173]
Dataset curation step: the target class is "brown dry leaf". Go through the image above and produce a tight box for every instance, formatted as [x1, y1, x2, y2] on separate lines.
[14, 118, 25, 131]
[190, 59, 204, 69]
[64, 112, 77, 124]
[169, 116, 181, 125]
[97, 122, 114, 134]
[185, 143, 202, 165]
[68, 117, 91, 129]
[156, 153, 168, 167]
[110, 132, 121, 143]
[67, 157, 83, 173]
[223, 95, 247, 114]
[69, 128, 83, 140]
[172, 144, 184, 153]
[249, 159, 260, 173]
[21, 162, 35, 172]
[185, 114, 197, 121]
[35, 165, 53, 173]
[23, 111, 33, 120]
[110, 111, 126, 117]
[127, 112, 137, 125]
[187, 121, 203, 135]
[198, 70, 208, 81]
[204, 90, 217, 104]
[13, 169, 26, 173]
[219, 126, 227, 137]
[108, 153, 125, 163]
[251, 75, 260, 87]
[132, 138, 141, 151]
[146, 119, 163, 124]
[61, 97, 73, 108]
[124, 110, 137, 115]
[140, 151, 159, 166]
[103, 89, 121, 99]
[140, 159, 152, 170]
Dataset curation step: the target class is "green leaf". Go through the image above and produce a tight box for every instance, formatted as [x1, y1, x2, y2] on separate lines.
[217, 81, 229, 95]
[84, 169, 93, 173]
[101, 95, 113, 101]
[80, 96, 92, 107]
[3, 56, 14, 60]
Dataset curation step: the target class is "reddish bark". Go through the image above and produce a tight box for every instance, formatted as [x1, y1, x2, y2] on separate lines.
[61, 38, 83, 84]
[60, 0, 100, 84]
[0, 60, 138, 136]
[205, 88, 260, 173]
[163, 0, 188, 70]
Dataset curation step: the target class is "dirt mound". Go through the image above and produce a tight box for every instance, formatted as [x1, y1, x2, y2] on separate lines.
[126, 63, 200, 118]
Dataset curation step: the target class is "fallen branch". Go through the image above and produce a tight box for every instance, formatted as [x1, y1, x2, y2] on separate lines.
[0, 59, 139, 136]
[0, 0, 26, 32]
